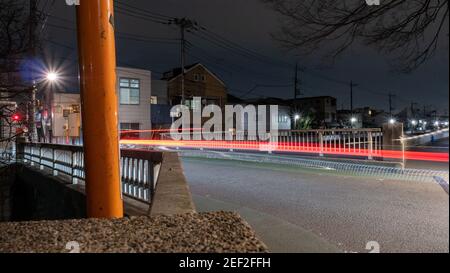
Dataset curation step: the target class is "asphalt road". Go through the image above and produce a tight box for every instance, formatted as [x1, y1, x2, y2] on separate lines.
[406, 137, 449, 170]
[181, 157, 449, 253]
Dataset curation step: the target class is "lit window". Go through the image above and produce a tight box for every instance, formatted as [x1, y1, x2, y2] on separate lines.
[120, 78, 140, 105]
[150, 96, 158, 105]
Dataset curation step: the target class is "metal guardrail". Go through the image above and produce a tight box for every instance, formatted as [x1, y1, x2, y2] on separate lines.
[162, 128, 383, 159]
[17, 142, 163, 203]
[181, 150, 449, 183]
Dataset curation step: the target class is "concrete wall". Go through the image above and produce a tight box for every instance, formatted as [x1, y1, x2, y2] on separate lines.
[3, 164, 86, 222]
[1, 151, 195, 222]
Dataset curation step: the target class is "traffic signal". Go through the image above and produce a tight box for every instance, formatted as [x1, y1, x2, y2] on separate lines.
[12, 113, 21, 122]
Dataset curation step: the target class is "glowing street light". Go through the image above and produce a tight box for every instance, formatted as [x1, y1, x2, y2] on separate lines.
[294, 114, 300, 121]
[350, 117, 357, 123]
[46, 72, 59, 82]
[389, 118, 396, 124]
[411, 120, 417, 126]
[434, 121, 440, 127]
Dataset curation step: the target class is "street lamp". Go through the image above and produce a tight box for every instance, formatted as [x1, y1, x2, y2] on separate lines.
[389, 118, 396, 124]
[46, 72, 59, 83]
[350, 117, 357, 123]
[411, 120, 417, 126]
[294, 114, 300, 121]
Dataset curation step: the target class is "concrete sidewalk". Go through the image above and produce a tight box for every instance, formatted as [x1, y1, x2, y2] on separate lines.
[192, 194, 341, 253]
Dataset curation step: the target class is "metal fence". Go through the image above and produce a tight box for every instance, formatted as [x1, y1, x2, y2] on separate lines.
[161, 128, 383, 159]
[18, 143, 162, 203]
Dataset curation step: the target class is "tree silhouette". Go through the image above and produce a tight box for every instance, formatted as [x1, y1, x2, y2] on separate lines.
[263, 0, 449, 72]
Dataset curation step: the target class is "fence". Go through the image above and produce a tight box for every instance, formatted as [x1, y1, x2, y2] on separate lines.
[17, 142, 162, 203]
[161, 128, 383, 160]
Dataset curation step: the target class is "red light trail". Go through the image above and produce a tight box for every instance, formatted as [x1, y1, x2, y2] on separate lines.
[120, 139, 449, 163]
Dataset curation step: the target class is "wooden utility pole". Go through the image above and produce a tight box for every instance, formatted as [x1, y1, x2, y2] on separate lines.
[28, 0, 38, 142]
[350, 81, 357, 113]
[172, 18, 196, 105]
[294, 62, 298, 100]
[388, 92, 396, 117]
[293, 62, 303, 99]
[76, 0, 123, 218]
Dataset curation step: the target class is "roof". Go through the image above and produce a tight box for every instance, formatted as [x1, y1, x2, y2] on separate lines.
[245, 97, 291, 106]
[286, 96, 336, 103]
[161, 63, 226, 87]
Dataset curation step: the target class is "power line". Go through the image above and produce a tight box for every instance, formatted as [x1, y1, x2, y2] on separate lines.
[44, 3, 404, 104]
[113, 0, 174, 21]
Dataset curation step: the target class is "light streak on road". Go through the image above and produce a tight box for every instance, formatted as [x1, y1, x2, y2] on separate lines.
[119, 139, 449, 163]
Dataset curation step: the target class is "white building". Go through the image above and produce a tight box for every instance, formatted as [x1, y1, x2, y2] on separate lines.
[51, 93, 82, 144]
[50, 67, 152, 143]
[116, 67, 152, 136]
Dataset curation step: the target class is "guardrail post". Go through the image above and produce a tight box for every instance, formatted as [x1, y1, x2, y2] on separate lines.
[367, 132, 373, 160]
[148, 161, 155, 204]
[319, 132, 324, 157]
[52, 148, 57, 176]
[71, 151, 78, 185]
[39, 146, 44, 170]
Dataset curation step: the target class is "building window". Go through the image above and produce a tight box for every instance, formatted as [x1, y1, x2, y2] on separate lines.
[150, 96, 158, 105]
[120, 123, 140, 139]
[200, 75, 206, 82]
[185, 99, 201, 110]
[119, 78, 140, 105]
[194, 74, 199, 82]
[278, 115, 289, 123]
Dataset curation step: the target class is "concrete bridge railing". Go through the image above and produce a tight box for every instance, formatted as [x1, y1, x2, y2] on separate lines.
[14, 141, 195, 217]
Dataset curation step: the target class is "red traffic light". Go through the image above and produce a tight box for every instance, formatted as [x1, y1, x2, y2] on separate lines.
[12, 114, 21, 122]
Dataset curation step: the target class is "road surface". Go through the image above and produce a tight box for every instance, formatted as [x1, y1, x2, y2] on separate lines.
[181, 156, 449, 253]
[406, 137, 449, 170]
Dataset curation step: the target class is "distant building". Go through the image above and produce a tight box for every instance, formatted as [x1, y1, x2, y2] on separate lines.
[162, 63, 227, 108]
[117, 67, 152, 138]
[226, 96, 292, 132]
[51, 92, 82, 144]
[288, 96, 337, 125]
[337, 110, 363, 129]
[353, 107, 388, 128]
[49, 67, 153, 142]
[245, 97, 292, 131]
[151, 80, 172, 129]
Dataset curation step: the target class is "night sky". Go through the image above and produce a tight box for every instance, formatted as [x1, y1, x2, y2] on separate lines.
[43, 0, 449, 115]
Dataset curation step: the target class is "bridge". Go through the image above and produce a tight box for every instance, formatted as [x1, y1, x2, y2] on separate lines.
[1, 127, 448, 252]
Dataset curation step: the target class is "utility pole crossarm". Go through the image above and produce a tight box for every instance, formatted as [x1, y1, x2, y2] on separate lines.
[170, 18, 198, 106]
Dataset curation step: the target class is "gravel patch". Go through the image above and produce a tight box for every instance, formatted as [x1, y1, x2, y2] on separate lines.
[0, 211, 267, 253]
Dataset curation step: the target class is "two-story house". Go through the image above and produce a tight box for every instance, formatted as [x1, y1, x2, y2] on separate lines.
[162, 63, 227, 109]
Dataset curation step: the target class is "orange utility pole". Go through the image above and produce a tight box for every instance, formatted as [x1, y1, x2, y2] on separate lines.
[76, 0, 123, 218]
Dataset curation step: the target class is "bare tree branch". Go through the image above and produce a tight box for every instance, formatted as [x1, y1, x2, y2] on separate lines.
[262, 0, 449, 72]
